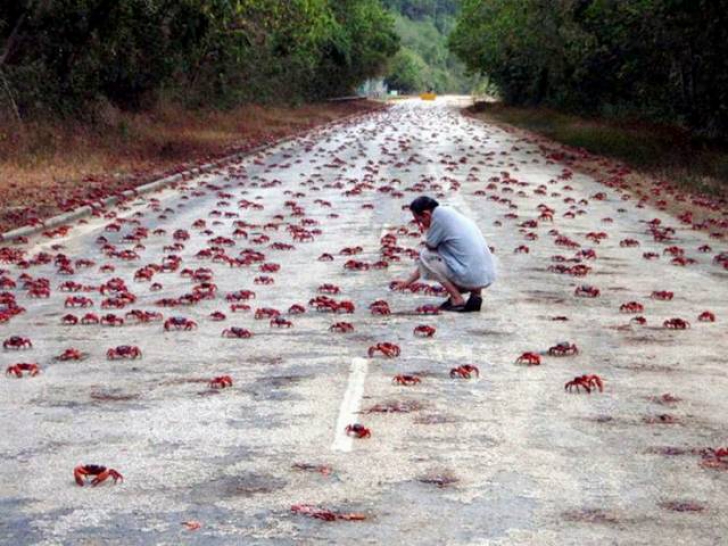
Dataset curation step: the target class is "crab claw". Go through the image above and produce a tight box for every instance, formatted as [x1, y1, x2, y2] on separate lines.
[91, 469, 124, 486]
[73, 466, 86, 486]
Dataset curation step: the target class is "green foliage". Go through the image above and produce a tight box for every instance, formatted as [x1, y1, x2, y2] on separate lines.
[449, 0, 728, 138]
[0, 0, 399, 117]
[313, 0, 400, 97]
[386, 48, 429, 92]
[382, 1, 475, 94]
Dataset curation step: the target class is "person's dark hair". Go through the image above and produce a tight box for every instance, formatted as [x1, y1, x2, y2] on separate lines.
[410, 196, 439, 215]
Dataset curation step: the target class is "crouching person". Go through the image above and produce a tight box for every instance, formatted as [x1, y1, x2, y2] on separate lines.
[391, 196, 496, 312]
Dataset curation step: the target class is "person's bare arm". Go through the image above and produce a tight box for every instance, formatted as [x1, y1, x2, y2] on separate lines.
[391, 267, 420, 290]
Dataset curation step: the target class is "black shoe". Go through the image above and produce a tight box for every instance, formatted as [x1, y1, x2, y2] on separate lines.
[462, 295, 482, 312]
[439, 298, 454, 310]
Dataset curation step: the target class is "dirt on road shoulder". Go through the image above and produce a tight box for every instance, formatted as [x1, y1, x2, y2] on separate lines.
[0, 100, 386, 234]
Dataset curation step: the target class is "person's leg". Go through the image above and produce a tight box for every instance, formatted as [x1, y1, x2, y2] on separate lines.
[440, 278, 466, 307]
[418, 248, 466, 307]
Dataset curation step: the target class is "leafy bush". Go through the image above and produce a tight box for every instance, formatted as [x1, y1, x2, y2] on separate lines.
[382, 3, 475, 94]
[0, 0, 398, 118]
[449, 0, 728, 138]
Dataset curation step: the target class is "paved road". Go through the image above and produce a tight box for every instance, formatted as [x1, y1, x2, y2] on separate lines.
[1, 98, 727, 545]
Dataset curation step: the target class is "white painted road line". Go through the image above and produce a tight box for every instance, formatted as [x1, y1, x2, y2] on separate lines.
[331, 357, 369, 452]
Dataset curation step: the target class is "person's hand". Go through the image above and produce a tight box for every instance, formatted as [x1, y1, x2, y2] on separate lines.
[389, 280, 409, 291]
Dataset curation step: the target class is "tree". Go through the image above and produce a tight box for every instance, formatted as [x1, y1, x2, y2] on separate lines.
[0, 0, 400, 117]
[449, 0, 728, 137]
[385, 48, 429, 92]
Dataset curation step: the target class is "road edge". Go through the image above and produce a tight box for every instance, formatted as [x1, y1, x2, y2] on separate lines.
[0, 106, 385, 243]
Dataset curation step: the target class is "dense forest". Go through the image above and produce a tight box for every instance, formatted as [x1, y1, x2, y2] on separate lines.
[0, 0, 399, 119]
[382, 0, 473, 94]
[450, 0, 728, 138]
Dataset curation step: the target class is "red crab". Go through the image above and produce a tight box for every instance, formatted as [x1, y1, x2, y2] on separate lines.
[577, 248, 597, 260]
[65, 296, 94, 308]
[345, 424, 371, 439]
[56, 348, 87, 361]
[415, 305, 440, 315]
[330, 322, 354, 333]
[368, 343, 400, 358]
[27, 287, 50, 298]
[630, 316, 648, 325]
[126, 310, 163, 323]
[259, 263, 280, 273]
[651, 290, 674, 301]
[413, 325, 436, 337]
[6, 363, 40, 377]
[100, 314, 124, 327]
[318, 284, 341, 295]
[574, 285, 600, 298]
[81, 313, 100, 325]
[336, 301, 355, 314]
[222, 327, 253, 338]
[548, 342, 579, 356]
[58, 281, 83, 292]
[663, 318, 690, 330]
[340, 246, 363, 256]
[134, 268, 155, 282]
[74, 464, 123, 487]
[370, 301, 391, 315]
[62, 314, 79, 325]
[318, 253, 334, 262]
[567, 264, 591, 277]
[344, 260, 370, 271]
[106, 346, 142, 360]
[270, 317, 293, 328]
[209, 311, 227, 321]
[515, 352, 541, 366]
[290, 504, 366, 522]
[619, 302, 644, 314]
[700, 448, 728, 469]
[663, 246, 684, 257]
[270, 242, 294, 251]
[392, 374, 421, 386]
[288, 304, 306, 315]
[291, 231, 314, 242]
[3, 336, 32, 350]
[565, 374, 604, 393]
[226, 290, 256, 301]
[450, 365, 480, 379]
[173, 229, 190, 241]
[164, 317, 198, 331]
[586, 231, 608, 243]
[209, 375, 233, 389]
[698, 311, 716, 322]
[255, 307, 280, 320]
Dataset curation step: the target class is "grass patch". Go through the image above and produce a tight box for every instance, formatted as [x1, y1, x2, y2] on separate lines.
[468, 102, 728, 198]
[0, 99, 383, 232]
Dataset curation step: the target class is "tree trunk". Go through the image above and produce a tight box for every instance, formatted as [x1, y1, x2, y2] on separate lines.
[0, 11, 27, 68]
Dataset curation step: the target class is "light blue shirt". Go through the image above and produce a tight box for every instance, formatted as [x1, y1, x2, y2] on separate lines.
[426, 206, 496, 288]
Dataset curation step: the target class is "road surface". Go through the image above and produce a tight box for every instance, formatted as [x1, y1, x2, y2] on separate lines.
[1, 98, 727, 545]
